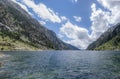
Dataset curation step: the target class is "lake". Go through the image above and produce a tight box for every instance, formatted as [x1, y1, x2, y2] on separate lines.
[0, 51, 120, 79]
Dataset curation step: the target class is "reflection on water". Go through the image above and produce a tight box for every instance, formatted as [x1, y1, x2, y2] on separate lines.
[0, 51, 120, 79]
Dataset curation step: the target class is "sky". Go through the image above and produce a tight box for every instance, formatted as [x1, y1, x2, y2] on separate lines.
[12, 0, 120, 49]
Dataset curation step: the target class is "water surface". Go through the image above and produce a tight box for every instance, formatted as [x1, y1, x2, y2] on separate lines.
[0, 51, 120, 79]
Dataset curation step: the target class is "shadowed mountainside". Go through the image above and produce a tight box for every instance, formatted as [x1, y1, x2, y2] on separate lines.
[0, 0, 79, 50]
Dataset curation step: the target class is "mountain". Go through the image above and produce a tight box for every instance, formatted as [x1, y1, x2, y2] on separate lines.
[66, 44, 80, 50]
[0, 0, 78, 50]
[87, 23, 120, 50]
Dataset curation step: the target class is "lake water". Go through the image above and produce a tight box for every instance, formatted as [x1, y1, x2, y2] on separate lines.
[0, 51, 120, 79]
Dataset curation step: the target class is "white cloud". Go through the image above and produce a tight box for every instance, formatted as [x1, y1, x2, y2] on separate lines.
[11, 0, 32, 15]
[60, 21, 89, 39]
[90, 3, 111, 40]
[65, 39, 91, 49]
[90, 1, 120, 40]
[97, 0, 120, 24]
[75, 0, 78, 2]
[21, 0, 61, 23]
[39, 21, 46, 25]
[60, 21, 91, 49]
[72, 0, 78, 3]
[60, 1, 120, 49]
[73, 16, 82, 22]
[12, 0, 69, 23]
[61, 16, 68, 21]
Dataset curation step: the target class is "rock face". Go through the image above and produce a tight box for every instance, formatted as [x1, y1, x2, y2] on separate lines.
[87, 23, 120, 50]
[0, 0, 78, 50]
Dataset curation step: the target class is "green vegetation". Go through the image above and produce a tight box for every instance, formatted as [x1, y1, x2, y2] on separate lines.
[0, 3, 47, 51]
[95, 36, 120, 50]
[0, 32, 40, 51]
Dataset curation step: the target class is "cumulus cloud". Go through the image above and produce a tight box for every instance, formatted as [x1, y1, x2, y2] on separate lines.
[90, 3, 111, 40]
[73, 16, 82, 22]
[60, 1, 120, 49]
[60, 21, 89, 39]
[97, 0, 120, 24]
[12, 0, 69, 23]
[21, 0, 61, 23]
[90, 0, 120, 40]
[60, 21, 91, 49]
[11, 0, 32, 15]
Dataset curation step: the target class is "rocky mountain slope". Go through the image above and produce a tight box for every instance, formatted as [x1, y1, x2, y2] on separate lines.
[0, 0, 78, 50]
[87, 23, 120, 50]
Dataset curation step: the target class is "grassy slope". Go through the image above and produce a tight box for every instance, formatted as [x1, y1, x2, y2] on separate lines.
[0, 35, 40, 51]
[95, 36, 120, 50]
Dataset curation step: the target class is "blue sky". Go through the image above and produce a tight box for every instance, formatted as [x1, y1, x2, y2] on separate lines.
[12, 0, 120, 49]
